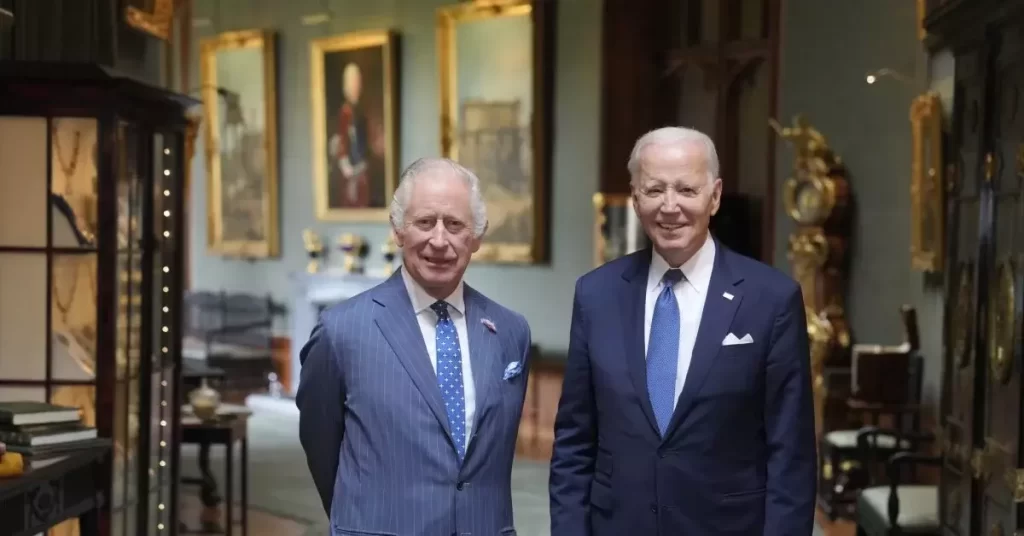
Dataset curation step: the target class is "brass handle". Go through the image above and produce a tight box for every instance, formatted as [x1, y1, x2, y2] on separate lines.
[985, 152, 995, 182]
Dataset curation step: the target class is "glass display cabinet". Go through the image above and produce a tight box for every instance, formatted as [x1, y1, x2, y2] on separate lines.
[0, 62, 196, 536]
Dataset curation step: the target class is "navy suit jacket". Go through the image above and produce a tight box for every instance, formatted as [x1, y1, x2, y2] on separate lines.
[296, 270, 531, 536]
[549, 242, 816, 536]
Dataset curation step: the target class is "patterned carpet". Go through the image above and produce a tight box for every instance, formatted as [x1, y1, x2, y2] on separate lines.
[182, 403, 824, 535]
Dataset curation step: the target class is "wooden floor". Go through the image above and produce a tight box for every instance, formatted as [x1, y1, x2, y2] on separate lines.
[817, 508, 857, 536]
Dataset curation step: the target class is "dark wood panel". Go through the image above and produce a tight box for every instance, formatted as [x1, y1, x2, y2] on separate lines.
[598, 0, 677, 194]
[979, 25, 1024, 536]
[934, 6, 1024, 536]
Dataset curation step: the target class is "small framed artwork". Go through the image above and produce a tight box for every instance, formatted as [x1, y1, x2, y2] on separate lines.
[124, 0, 175, 41]
[593, 193, 649, 268]
[909, 90, 944, 273]
[437, 0, 556, 264]
[310, 30, 399, 222]
[200, 29, 280, 258]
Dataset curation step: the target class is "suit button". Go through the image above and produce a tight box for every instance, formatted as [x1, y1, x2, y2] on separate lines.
[456, 482, 465, 490]
[658, 452, 666, 458]
[650, 504, 658, 513]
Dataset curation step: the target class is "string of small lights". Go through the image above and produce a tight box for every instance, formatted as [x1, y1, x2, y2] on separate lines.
[155, 144, 172, 532]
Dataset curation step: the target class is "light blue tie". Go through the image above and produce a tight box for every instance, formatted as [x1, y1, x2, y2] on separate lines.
[432, 301, 466, 459]
[647, 269, 683, 436]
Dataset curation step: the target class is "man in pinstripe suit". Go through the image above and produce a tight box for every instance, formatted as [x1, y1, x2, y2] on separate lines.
[297, 158, 532, 536]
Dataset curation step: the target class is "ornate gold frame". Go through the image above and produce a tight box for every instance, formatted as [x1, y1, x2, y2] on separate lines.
[200, 29, 280, 258]
[988, 257, 1015, 384]
[910, 91, 944, 273]
[310, 30, 398, 222]
[124, 0, 175, 41]
[436, 0, 553, 264]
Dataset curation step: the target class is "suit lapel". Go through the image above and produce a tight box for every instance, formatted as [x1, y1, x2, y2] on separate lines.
[664, 243, 744, 440]
[372, 272, 455, 448]
[621, 250, 661, 437]
[464, 286, 501, 454]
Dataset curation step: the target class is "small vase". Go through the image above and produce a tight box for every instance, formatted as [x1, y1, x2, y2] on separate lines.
[189, 378, 221, 421]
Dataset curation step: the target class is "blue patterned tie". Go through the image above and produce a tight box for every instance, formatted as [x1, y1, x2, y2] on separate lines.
[647, 269, 683, 436]
[432, 301, 466, 459]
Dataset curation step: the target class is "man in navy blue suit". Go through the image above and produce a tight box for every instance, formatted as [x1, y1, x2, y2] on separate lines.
[549, 127, 817, 535]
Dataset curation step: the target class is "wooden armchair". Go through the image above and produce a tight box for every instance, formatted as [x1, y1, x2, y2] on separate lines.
[182, 290, 284, 393]
[819, 306, 924, 520]
[855, 427, 941, 536]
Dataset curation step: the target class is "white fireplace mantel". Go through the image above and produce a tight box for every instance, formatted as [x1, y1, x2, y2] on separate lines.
[288, 270, 389, 393]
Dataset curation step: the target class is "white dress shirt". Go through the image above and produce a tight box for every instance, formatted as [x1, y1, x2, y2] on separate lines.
[644, 236, 716, 409]
[401, 270, 476, 448]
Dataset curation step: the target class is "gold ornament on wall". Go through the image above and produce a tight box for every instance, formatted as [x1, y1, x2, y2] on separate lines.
[302, 229, 325, 274]
[770, 115, 851, 438]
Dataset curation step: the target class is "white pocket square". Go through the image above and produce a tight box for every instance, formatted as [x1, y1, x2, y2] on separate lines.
[722, 333, 754, 346]
[503, 361, 523, 381]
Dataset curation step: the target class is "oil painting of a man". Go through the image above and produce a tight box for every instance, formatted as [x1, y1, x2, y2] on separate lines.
[312, 31, 397, 221]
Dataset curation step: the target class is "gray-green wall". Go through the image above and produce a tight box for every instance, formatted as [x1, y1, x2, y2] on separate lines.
[187, 0, 948, 402]
[774, 0, 946, 406]
[185, 0, 601, 350]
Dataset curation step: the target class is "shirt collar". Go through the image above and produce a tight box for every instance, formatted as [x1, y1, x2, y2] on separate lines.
[647, 235, 716, 295]
[401, 267, 466, 316]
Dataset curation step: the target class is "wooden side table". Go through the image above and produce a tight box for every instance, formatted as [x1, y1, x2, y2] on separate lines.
[0, 442, 112, 536]
[181, 403, 252, 536]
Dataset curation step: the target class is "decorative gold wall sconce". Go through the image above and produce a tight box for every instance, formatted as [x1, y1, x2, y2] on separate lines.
[770, 115, 851, 438]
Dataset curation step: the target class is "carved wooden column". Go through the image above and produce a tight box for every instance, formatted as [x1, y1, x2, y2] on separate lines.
[771, 116, 851, 439]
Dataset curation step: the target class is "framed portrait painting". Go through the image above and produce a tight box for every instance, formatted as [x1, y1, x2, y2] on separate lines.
[200, 29, 280, 258]
[310, 30, 399, 221]
[437, 0, 555, 264]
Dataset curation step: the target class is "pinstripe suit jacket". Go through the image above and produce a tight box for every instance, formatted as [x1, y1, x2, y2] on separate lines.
[296, 270, 532, 536]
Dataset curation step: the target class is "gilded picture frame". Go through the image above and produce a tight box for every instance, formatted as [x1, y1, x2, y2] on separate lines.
[909, 91, 944, 273]
[124, 0, 175, 41]
[310, 30, 399, 222]
[437, 0, 555, 264]
[200, 29, 280, 258]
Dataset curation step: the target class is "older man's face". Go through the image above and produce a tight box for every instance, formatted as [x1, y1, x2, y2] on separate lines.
[393, 171, 481, 299]
[632, 141, 721, 266]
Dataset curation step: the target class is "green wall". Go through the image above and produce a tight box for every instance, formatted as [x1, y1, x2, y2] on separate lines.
[184, 0, 602, 351]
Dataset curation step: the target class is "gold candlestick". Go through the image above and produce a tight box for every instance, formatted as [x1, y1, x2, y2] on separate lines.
[381, 234, 398, 276]
[337, 233, 367, 273]
[303, 229, 324, 273]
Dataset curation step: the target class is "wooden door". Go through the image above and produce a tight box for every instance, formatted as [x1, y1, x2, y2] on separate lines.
[978, 26, 1024, 536]
[939, 43, 989, 536]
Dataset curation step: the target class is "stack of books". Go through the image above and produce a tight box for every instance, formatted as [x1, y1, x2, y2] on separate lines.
[0, 401, 100, 456]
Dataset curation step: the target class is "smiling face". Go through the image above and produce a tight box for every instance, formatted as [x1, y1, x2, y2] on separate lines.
[393, 170, 481, 299]
[632, 140, 722, 267]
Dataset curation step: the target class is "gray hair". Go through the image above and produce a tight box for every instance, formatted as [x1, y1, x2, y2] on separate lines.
[626, 127, 720, 184]
[389, 157, 488, 237]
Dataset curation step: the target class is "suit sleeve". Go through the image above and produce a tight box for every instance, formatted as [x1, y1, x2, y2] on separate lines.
[295, 317, 346, 517]
[763, 284, 817, 536]
[549, 278, 597, 536]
